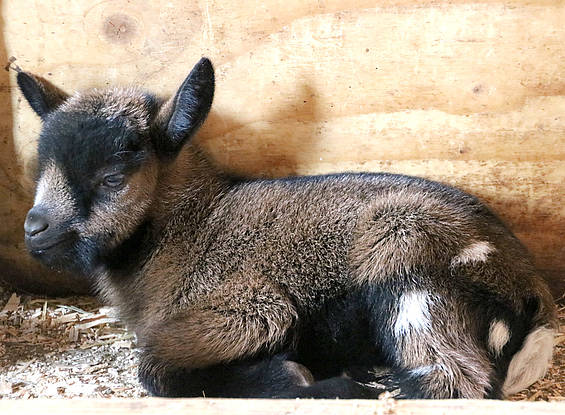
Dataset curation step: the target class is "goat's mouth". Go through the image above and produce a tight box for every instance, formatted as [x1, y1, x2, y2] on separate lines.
[26, 237, 70, 256]
[26, 233, 98, 277]
[26, 236, 86, 274]
[25, 233, 75, 261]
[27, 237, 68, 255]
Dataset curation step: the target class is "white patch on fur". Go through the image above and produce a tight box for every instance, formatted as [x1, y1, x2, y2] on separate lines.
[409, 364, 437, 377]
[394, 291, 431, 337]
[451, 241, 495, 266]
[488, 320, 510, 356]
[503, 326, 555, 396]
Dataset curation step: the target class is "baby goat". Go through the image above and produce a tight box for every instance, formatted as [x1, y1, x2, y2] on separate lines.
[19, 58, 556, 399]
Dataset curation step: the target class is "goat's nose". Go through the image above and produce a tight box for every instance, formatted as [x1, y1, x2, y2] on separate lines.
[24, 208, 50, 237]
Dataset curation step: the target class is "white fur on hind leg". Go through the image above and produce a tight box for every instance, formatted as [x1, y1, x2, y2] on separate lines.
[488, 320, 510, 356]
[393, 291, 431, 337]
[502, 326, 555, 396]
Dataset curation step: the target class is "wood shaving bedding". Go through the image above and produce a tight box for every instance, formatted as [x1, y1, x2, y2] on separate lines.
[0, 291, 145, 398]
[0, 285, 563, 400]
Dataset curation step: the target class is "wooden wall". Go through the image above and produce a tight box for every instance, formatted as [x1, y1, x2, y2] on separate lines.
[1, 397, 565, 415]
[0, 0, 563, 295]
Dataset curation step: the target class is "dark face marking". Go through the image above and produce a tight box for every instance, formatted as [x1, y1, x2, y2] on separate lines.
[39, 112, 147, 200]
[26, 110, 158, 275]
[21, 58, 215, 277]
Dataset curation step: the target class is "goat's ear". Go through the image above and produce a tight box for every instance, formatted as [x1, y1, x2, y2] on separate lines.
[17, 72, 69, 119]
[154, 57, 214, 157]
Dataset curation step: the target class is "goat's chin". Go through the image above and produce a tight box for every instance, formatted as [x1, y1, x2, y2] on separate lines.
[29, 236, 99, 278]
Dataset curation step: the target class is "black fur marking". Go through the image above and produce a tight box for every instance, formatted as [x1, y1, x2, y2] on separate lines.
[158, 57, 214, 157]
[38, 112, 148, 211]
[139, 351, 383, 399]
[139, 352, 313, 398]
[32, 111, 151, 275]
[27, 227, 80, 269]
[486, 297, 541, 398]
[275, 376, 383, 399]
[100, 220, 154, 278]
[39, 112, 145, 173]
[137, 285, 400, 399]
[295, 285, 394, 380]
[17, 72, 65, 118]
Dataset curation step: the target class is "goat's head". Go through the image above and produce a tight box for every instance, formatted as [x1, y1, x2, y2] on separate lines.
[19, 58, 215, 275]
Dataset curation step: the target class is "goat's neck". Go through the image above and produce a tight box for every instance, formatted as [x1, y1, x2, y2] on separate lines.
[152, 142, 231, 232]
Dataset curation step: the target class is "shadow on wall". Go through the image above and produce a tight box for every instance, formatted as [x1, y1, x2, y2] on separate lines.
[0, 51, 327, 296]
[199, 79, 565, 301]
[199, 81, 324, 178]
[0, 2, 90, 296]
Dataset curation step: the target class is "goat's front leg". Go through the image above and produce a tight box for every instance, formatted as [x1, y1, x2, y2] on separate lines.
[137, 276, 307, 397]
[138, 351, 314, 398]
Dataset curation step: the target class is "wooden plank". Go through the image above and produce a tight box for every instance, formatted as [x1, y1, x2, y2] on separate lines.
[0, 0, 564, 293]
[1, 398, 565, 415]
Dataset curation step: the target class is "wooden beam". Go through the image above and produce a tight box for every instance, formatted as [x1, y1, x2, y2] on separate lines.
[1, 398, 565, 415]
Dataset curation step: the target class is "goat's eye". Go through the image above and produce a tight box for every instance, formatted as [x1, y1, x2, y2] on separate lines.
[101, 174, 125, 188]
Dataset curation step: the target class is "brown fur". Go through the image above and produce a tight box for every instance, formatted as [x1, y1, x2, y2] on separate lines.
[20, 60, 557, 398]
[350, 189, 479, 285]
[78, 159, 159, 248]
[86, 138, 555, 397]
[98, 146, 554, 383]
[141, 273, 297, 369]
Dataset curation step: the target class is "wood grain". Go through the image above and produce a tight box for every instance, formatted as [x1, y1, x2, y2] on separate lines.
[0, 0, 563, 294]
[0, 398, 564, 415]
